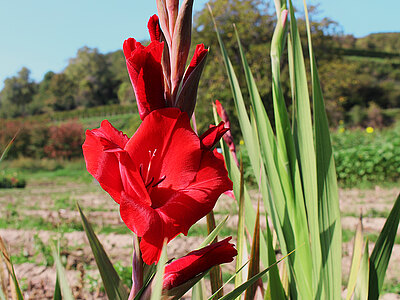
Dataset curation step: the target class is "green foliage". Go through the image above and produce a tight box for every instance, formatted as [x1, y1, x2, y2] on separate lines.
[0, 1, 399, 128]
[0, 119, 84, 160]
[332, 125, 400, 186]
[64, 47, 118, 107]
[78, 204, 129, 300]
[0, 174, 26, 188]
[0, 67, 37, 118]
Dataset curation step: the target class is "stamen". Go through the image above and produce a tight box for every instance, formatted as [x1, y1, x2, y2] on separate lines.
[152, 175, 166, 187]
[145, 149, 157, 183]
[145, 177, 154, 188]
[139, 164, 143, 179]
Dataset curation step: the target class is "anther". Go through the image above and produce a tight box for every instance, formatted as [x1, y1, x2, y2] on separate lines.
[152, 175, 166, 187]
[145, 177, 154, 188]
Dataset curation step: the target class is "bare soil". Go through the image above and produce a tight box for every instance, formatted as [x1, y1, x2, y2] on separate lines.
[0, 181, 399, 299]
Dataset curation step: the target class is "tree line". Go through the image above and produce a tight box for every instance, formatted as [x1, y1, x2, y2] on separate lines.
[1, 0, 399, 128]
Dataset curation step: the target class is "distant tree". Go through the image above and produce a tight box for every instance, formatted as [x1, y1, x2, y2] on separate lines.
[106, 50, 130, 84]
[0, 67, 37, 117]
[47, 73, 76, 111]
[192, 0, 275, 134]
[64, 46, 118, 107]
[117, 81, 135, 105]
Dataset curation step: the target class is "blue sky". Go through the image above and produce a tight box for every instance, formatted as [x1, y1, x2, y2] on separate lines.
[1, 0, 399, 89]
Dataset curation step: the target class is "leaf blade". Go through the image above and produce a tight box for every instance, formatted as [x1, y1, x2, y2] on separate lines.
[77, 203, 129, 300]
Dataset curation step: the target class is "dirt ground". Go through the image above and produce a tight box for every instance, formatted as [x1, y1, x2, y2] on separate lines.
[0, 181, 399, 299]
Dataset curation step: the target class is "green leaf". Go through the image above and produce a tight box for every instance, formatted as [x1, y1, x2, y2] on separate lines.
[346, 221, 364, 300]
[302, 1, 342, 298]
[234, 157, 246, 290]
[287, 0, 323, 297]
[167, 272, 208, 299]
[206, 212, 224, 298]
[0, 130, 19, 163]
[244, 201, 260, 300]
[354, 240, 369, 300]
[0, 236, 23, 300]
[51, 246, 74, 300]
[368, 193, 400, 299]
[209, 4, 277, 271]
[198, 215, 228, 249]
[53, 272, 62, 300]
[218, 250, 295, 300]
[77, 203, 129, 300]
[150, 241, 167, 300]
[236, 16, 313, 300]
[192, 280, 205, 300]
[208, 261, 250, 300]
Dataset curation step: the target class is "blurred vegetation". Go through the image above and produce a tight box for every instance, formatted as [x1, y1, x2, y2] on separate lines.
[0, 0, 399, 188]
[0, 0, 399, 131]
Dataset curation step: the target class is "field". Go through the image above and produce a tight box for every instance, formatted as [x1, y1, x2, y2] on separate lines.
[0, 161, 399, 299]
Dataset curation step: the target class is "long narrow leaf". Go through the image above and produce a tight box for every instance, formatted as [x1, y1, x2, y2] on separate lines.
[53, 273, 62, 300]
[288, 1, 320, 297]
[77, 204, 129, 300]
[354, 240, 369, 300]
[368, 193, 400, 299]
[52, 246, 74, 300]
[150, 241, 167, 300]
[218, 250, 295, 300]
[346, 221, 364, 300]
[235, 157, 246, 290]
[208, 261, 250, 300]
[206, 211, 224, 298]
[192, 280, 205, 300]
[0, 236, 23, 300]
[211, 78, 270, 269]
[244, 201, 260, 300]
[235, 17, 313, 300]
[0, 130, 19, 163]
[302, 1, 342, 298]
[198, 215, 229, 249]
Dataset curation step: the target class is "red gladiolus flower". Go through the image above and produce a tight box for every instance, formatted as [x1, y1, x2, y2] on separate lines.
[123, 38, 166, 120]
[82, 108, 232, 264]
[124, 11, 209, 119]
[163, 237, 237, 290]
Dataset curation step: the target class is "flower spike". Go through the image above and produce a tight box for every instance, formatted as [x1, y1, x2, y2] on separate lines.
[124, 0, 209, 119]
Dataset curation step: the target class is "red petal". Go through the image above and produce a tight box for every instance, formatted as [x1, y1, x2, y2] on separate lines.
[119, 192, 159, 238]
[154, 149, 232, 236]
[148, 15, 161, 42]
[199, 121, 228, 150]
[123, 38, 142, 59]
[183, 44, 208, 84]
[82, 120, 129, 204]
[139, 233, 165, 265]
[163, 237, 237, 290]
[125, 108, 202, 192]
[124, 40, 166, 120]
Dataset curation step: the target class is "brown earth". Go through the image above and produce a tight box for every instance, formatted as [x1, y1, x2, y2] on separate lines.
[0, 181, 399, 299]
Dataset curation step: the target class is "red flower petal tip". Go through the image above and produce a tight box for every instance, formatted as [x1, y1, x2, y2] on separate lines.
[199, 121, 228, 150]
[163, 237, 237, 290]
[148, 14, 162, 42]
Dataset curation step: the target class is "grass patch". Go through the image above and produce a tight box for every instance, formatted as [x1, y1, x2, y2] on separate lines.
[342, 228, 400, 244]
[0, 214, 84, 232]
[0, 212, 132, 236]
[187, 223, 236, 238]
[382, 279, 400, 294]
[341, 209, 391, 219]
[1, 159, 92, 184]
